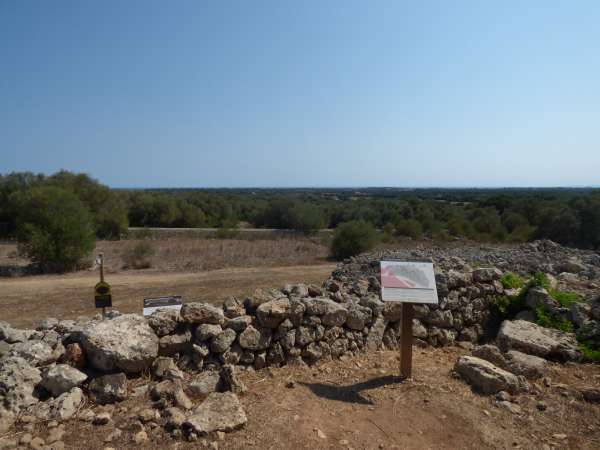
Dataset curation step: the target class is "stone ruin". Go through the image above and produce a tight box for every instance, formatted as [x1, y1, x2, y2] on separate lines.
[1, 240, 599, 444]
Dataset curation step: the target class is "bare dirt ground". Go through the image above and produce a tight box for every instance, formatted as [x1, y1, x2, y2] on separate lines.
[9, 347, 600, 450]
[0, 264, 335, 328]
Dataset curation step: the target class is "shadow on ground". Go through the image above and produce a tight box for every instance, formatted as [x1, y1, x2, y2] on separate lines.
[299, 375, 403, 404]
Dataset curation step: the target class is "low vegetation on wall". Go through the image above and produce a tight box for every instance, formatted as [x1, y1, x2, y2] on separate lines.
[493, 272, 600, 361]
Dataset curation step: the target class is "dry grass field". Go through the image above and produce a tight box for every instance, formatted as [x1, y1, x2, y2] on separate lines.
[1, 235, 330, 273]
[0, 236, 334, 328]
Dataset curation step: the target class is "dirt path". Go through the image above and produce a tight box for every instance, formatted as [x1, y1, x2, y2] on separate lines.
[0, 264, 336, 328]
[42, 347, 600, 450]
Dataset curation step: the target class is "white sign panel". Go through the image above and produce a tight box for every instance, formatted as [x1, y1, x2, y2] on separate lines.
[380, 259, 438, 304]
[143, 296, 183, 316]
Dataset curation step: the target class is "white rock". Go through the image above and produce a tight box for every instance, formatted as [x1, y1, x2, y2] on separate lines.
[184, 392, 247, 433]
[50, 387, 84, 420]
[189, 371, 221, 396]
[41, 365, 87, 397]
[74, 314, 159, 373]
[0, 356, 42, 413]
[455, 356, 527, 395]
[497, 320, 581, 362]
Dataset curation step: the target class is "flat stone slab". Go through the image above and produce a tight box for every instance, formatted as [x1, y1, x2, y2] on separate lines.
[184, 392, 247, 434]
[455, 355, 526, 395]
[497, 320, 581, 362]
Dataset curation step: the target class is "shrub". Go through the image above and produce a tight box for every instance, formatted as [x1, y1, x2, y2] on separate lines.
[530, 272, 551, 289]
[576, 325, 600, 362]
[122, 240, 155, 269]
[380, 223, 395, 243]
[578, 341, 600, 362]
[395, 219, 422, 239]
[500, 272, 525, 290]
[492, 293, 526, 319]
[11, 186, 96, 272]
[534, 306, 573, 333]
[548, 289, 583, 308]
[331, 220, 378, 260]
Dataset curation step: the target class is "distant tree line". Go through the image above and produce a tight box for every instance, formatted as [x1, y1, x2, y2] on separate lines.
[1, 171, 599, 271]
[121, 187, 600, 249]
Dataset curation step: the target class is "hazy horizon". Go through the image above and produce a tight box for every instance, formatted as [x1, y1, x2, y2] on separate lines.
[2, 1, 599, 188]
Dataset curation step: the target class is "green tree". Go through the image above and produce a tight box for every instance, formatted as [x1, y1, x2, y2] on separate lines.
[287, 202, 325, 233]
[11, 186, 96, 272]
[47, 171, 128, 238]
[331, 220, 378, 260]
[0, 172, 45, 237]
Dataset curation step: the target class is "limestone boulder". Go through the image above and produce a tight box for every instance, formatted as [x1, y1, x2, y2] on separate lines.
[151, 357, 184, 381]
[365, 317, 387, 351]
[147, 309, 179, 337]
[256, 298, 291, 328]
[50, 387, 84, 420]
[525, 287, 558, 310]
[303, 298, 348, 327]
[504, 350, 548, 379]
[184, 392, 247, 434]
[179, 303, 224, 325]
[210, 329, 237, 353]
[497, 320, 582, 362]
[220, 364, 246, 394]
[0, 356, 42, 413]
[472, 268, 502, 283]
[89, 373, 128, 404]
[195, 324, 223, 342]
[159, 327, 192, 356]
[40, 364, 87, 397]
[189, 371, 221, 396]
[238, 326, 271, 351]
[0, 322, 33, 344]
[346, 304, 372, 330]
[225, 315, 253, 332]
[570, 303, 592, 328]
[244, 288, 286, 311]
[8, 340, 58, 366]
[454, 356, 526, 395]
[74, 314, 159, 373]
[558, 258, 586, 274]
[223, 297, 245, 319]
[472, 344, 508, 369]
[424, 309, 453, 328]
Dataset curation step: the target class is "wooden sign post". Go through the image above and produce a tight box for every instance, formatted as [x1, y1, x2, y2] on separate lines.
[94, 253, 112, 317]
[380, 259, 439, 380]
[400, 302, 415, 379]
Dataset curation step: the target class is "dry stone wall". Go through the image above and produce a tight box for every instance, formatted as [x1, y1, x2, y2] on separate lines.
[1, 240, 599, 436]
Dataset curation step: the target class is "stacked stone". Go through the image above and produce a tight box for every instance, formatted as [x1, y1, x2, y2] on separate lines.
[0, 257, 509, 432]
[153, 287, 389, 370]
[2, 247, 598, 434]
[323, 253, 505, 348]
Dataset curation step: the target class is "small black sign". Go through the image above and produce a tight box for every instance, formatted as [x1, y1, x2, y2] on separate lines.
[94, 281, 113, 308]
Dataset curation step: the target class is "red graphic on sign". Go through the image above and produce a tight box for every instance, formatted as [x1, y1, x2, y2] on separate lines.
[381, 266, 417, 288]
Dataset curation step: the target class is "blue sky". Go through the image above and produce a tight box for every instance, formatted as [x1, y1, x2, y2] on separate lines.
[1, 1, 599, 187]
